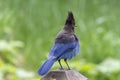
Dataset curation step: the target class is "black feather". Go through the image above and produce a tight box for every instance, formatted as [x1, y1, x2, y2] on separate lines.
[65, 11, 75, 26]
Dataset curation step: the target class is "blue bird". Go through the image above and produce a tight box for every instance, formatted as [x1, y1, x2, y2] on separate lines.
[38, 11, 80, 76]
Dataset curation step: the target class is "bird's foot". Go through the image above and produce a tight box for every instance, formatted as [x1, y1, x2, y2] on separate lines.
[59, 68, 64, 70]
[59, 68, 71, 70]
[68, 68, 71, 70]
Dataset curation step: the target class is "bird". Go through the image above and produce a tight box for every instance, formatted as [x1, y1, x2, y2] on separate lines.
[38, 11, 80, 76]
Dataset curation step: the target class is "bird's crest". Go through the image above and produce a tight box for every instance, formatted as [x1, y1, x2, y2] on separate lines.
[65, 11, 75, 26]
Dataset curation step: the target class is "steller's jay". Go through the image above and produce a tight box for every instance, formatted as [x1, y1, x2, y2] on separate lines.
[38, 11, 80, 76]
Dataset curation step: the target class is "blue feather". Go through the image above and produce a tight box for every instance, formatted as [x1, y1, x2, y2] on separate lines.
[58, 42, 80, 60]
[48, 42, 77, 58]
[38, 59, 56, 76]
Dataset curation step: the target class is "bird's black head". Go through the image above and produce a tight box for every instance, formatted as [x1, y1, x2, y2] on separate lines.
[65, 11, 75, 26]
[64, 11, 76, 32]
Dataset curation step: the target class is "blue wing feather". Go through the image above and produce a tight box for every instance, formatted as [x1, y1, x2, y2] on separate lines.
[58, 42, 80, 59]
[48, 41, 79, 60]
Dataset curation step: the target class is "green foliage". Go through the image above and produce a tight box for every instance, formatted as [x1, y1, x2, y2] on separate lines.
[0, 0, 120, 80]
[0, 39, 38, 80]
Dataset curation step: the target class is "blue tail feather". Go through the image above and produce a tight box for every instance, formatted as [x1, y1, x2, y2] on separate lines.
[38, 59, 56, 76]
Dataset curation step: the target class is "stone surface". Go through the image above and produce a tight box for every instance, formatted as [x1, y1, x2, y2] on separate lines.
[41, 69, 88, 80]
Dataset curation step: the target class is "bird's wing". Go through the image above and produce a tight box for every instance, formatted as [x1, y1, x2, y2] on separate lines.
[48, 42, 77, 59]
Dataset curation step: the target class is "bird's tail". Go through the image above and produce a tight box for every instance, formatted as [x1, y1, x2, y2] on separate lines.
[38, 59, 56, 76]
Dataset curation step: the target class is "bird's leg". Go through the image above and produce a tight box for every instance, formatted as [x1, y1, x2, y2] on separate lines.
[58, 60, 63, 69]
[64, 59, 70, 70]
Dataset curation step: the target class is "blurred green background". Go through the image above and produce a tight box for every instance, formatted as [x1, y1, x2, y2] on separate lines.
[0, 0, 120, 80]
